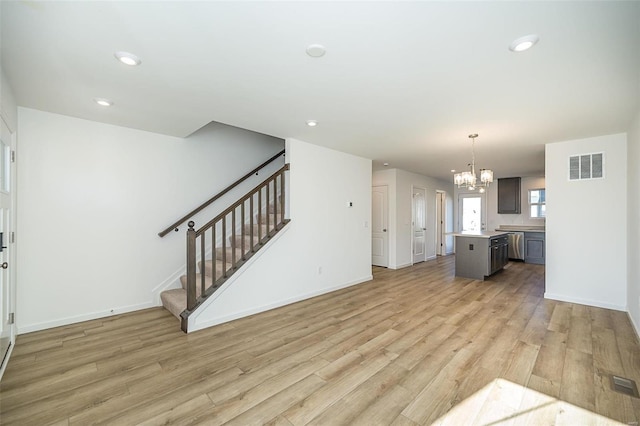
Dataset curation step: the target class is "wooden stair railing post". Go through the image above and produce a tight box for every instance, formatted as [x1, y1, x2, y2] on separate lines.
[182, 220, 197, 332]
[280, 173, 285, 225]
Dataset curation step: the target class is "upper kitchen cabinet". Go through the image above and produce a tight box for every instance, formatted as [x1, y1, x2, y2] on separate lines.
[498, 177, 521, 214]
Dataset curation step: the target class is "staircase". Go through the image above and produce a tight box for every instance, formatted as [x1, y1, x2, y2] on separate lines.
[158, 153, 290, 333]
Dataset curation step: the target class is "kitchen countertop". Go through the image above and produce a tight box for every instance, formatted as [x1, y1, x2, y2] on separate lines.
[452, 231, 509, 239]
[495, 225, 545, 233]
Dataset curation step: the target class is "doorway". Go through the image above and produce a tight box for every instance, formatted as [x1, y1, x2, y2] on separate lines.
[372, 185, 389, 267]
[411, 186, 426, 264]
[458, 193, 486, 232]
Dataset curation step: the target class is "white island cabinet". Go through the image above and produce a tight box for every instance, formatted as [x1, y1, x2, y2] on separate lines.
[454, 231, 509, 280]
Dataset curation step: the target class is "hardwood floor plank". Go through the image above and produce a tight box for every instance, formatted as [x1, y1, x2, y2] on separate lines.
[501, 340, 541, 387]
[567, 312, 594, 355]
[548, 302, 573, 334]
[306, 363, 410, 425]
[350, 384, 413, 426]
[136, 394, 214, 426]
[530, 330, 568, 388]
[592, 325, 625, 374]
[198, 358, 329, 425]
[282, 351, 394, 425]
[224, 374, 327, 426]
[75, 367, 245, 425]
[559, 348, 595, 411]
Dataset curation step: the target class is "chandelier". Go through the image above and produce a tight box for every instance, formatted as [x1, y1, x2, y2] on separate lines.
[453, 134, 494, 193]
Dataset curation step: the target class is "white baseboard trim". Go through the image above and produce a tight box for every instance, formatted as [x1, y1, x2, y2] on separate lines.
[189, 274, 373, 333]
[17, 301, 158, 335]
[544, 292, 626, 312]
[627, 311, 640, 343]
[426, 255, 437, 261]
[390, 262, 412, 270]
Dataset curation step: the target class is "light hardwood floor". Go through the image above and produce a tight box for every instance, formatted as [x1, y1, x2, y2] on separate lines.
[1, 256, 639, 425]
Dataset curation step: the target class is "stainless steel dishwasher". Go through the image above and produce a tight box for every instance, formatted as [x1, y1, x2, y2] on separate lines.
[507, 232, 525, 260]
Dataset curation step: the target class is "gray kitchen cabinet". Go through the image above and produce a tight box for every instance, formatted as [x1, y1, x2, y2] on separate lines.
[498, 177, 521, 214]
[455, 234, 508, 280]
[524, 232, 545, 264]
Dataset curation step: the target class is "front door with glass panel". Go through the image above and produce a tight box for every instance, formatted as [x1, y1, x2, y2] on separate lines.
[458, 193, 486, 232]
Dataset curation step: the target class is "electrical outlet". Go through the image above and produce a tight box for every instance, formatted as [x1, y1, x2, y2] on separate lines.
[318, 266, 323, 275]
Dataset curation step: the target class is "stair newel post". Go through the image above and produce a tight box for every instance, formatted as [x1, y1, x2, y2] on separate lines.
[181, 221, 197, 332]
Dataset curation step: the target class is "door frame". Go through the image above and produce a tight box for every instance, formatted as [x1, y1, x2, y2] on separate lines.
[0, 114, 16, 381]
[411, 185, 427, 264]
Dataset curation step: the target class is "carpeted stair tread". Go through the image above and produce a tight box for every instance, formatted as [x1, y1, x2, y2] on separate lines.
[199, 259, 234, 278]
[244, 223, 272, 237]
[256, 212, 282, 225]
[160, 288, 186, 319]
[179, 274, 209, 297]
[215, 247, 246, 262]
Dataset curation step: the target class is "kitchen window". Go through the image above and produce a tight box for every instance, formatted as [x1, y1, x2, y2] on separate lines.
[529, 189, 545, 218]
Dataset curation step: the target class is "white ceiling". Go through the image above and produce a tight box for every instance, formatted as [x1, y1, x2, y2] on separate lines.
[2, 1, 639, 181]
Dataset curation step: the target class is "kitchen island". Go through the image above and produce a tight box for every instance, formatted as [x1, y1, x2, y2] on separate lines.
[454, 231, 509, 280]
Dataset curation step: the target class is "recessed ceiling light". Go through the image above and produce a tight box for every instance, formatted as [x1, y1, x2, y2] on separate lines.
[509, 34, 539, 52]
[451, 169, 456, 173]
[114, 51, 141, 66]
[306, 44, 326, 58]
[94, 97, 113, 107]
[383, 162, 390, 167]
[306, 120, 318, 127]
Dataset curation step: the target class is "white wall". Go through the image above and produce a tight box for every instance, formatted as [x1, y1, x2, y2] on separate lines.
[546, 133, 627, 311]
[372, 168, 454, 269]
[189, 138, 372, 331]
[628, 110, 640, 336]
[16, 108, 284, 332]
[1, 67, 17, 132]
[486, 176, 546, 230]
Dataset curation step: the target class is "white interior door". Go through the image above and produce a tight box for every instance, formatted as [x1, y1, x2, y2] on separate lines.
[458, 193, 486, 232]
[0, 118, 15, 379]
[436, 191, 445, 255]
[412, 187, 426, 264]
[372, 185, 389, 267]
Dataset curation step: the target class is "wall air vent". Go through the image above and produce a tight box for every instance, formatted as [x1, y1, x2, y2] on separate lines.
[569, 152, 604, 181]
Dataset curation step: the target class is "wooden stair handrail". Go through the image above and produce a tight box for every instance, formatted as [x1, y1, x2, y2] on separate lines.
[158, 149, 285, 237]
